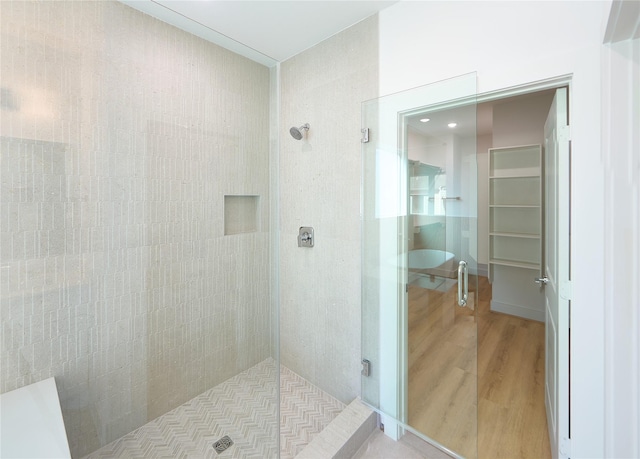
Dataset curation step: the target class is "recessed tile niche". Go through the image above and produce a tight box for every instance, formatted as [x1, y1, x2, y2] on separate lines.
[224, 195, 260, 235]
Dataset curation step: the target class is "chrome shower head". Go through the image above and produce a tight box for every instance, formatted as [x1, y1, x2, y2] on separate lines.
[289, 123, 309, 140]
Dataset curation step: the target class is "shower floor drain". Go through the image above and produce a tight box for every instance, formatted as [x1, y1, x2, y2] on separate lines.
[213, 435, 234, 454]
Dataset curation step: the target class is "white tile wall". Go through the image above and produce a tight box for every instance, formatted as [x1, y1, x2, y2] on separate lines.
[0, 1, 272, 457]
[279, 16, 379, 404]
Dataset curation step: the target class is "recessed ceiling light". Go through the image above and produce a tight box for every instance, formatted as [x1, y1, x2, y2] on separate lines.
[448, 122, 457, 128]
[419, 118, 430, 123]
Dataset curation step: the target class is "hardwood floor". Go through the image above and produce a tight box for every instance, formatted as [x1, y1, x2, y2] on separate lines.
[408, 275, 551, 459]
[408, 277, 477, 458]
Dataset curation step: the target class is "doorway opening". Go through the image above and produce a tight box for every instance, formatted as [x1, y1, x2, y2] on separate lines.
[361, 74, 571, 459]
[406, 86, 566, 458]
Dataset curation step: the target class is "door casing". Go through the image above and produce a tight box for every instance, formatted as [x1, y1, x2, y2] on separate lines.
[389, 75, 573, 454]
[362, 73, 572, 457]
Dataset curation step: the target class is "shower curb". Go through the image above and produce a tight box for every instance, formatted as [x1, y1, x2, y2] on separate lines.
[294, 398, 377, 459]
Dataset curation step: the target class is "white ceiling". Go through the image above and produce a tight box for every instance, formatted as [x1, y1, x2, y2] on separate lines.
[120, 0, 397, 66]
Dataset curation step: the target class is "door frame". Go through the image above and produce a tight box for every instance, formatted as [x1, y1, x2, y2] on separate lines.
[392, 74, 572, 453]
[543, 86, 571, 459]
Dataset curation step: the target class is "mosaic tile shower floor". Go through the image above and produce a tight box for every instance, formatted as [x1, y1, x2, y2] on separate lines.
[84, 359, 345, 458]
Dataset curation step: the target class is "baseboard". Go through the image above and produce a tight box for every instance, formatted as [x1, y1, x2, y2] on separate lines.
[490, 300, 544, 322]
[474, 263, 488, 278]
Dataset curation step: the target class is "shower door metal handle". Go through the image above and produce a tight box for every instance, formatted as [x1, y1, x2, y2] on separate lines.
[457, 260, 468, 307]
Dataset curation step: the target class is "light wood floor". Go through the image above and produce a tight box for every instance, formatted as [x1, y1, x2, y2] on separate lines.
[408, 276, 551, 459]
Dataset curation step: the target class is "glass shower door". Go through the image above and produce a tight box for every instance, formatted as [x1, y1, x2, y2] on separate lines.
[361, 73, 478, 458]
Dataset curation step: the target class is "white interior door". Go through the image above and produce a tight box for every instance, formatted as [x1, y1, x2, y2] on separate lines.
[543, 87, 570, 459]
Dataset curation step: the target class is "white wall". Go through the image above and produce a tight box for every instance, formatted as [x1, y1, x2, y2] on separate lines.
[378, 1, 610, 456]
[408, 127, 447, 167]
[492, 92, 555, 148]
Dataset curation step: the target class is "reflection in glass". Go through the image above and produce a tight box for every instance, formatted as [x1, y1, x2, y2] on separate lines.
[407, 105, 478, 458]
[361, 74, 478, 458]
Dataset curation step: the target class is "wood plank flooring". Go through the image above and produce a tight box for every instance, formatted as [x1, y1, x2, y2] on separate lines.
[408, 275, 550, 459]
[408, 277, 477, 458]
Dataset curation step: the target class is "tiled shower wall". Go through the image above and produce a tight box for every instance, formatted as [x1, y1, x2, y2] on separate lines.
[279, 16, 379, 404]
[0, 1, 272, 457]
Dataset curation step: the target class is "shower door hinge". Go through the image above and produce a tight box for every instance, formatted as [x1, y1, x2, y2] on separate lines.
[361, 359, 371, 377]
[361, 128, 370, 143]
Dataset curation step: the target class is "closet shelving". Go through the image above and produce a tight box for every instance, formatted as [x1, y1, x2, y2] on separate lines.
[488, 144, 542, 278]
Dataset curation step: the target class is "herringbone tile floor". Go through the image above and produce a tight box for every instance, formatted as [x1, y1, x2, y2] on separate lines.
[280, 366, 345, 458]
[84, 359, 344, 458]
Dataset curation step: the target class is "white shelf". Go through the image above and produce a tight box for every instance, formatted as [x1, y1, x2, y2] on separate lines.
[489, 258, 541, 270]
[488, 144, 543, 279]
[490, 208, 540, 234]
[491, 234, 540, 263]
[490, 176, 541, 206]
[489, 144, 541, 177]
[490, 231, 541, 239]
[490, 204, 540, 208]
[489, 173, 540, 179]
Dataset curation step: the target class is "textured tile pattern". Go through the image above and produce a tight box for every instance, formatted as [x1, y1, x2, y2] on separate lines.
[0, 1, 271, 457]
[84, 359, 279, 459]
[280, 365, 345, 458]
[297, 399, 376, 459]
[279, 15, 379, 406]
[83, 360, 345, 459]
